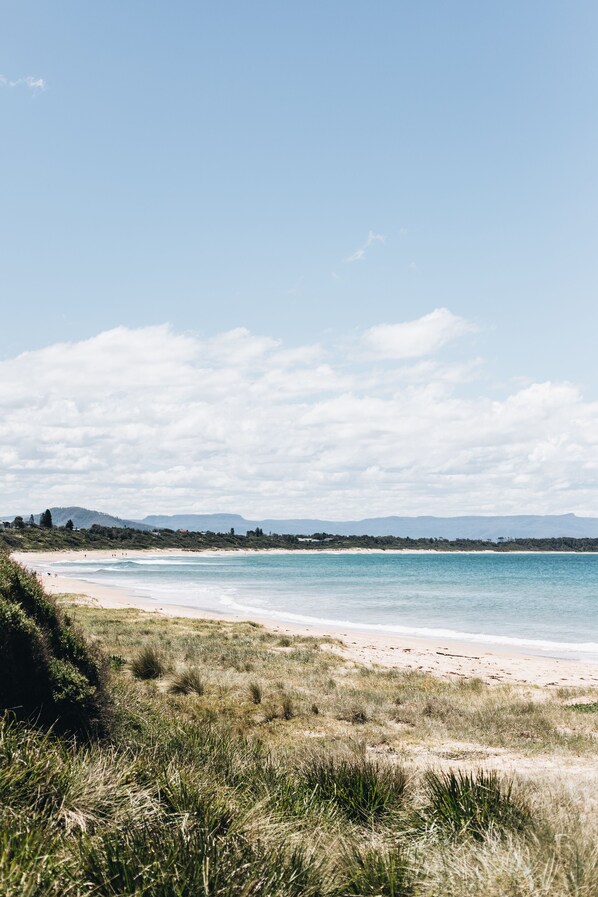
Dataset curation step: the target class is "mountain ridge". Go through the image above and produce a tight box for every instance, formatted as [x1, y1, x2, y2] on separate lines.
[4, 507, 598, 540]
[140, 511, 598, 540]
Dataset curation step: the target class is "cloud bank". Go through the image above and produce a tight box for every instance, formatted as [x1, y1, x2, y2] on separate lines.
[2, 311, 598, 519]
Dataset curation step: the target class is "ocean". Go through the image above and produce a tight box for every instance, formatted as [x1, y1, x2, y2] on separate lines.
[45, 551, 598, 661]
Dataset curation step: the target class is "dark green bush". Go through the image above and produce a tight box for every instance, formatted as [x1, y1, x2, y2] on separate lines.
[0, 557, 106, 734]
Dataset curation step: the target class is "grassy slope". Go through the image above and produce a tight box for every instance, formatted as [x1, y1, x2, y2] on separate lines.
[0, 558, 106, 734]
[2, 581, 598, 895]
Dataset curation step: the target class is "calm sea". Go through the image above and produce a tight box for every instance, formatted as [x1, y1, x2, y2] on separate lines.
[45, 551, 598, 660]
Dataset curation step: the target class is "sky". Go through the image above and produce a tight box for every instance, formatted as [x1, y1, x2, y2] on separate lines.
[1, 1, 597, 519]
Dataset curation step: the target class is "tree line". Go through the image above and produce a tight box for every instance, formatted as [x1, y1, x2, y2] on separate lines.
[3, 522, 598, 553]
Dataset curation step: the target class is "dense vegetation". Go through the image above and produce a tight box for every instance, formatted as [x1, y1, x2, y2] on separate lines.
[0, 557, 106, 734]
[1, 564, 597, 895]
[4, 522, 598, 553]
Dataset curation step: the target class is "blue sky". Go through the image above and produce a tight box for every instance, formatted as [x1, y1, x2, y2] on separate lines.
[1, 2, 598, 517]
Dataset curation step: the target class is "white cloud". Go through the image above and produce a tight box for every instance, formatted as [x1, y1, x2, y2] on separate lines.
[364, 308, 477, 359]
[345, 230, 385, 263]
[2, 317, 598, 518]
[0, 75, 46, 91]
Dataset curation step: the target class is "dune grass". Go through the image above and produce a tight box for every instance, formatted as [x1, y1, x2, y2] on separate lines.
[130, 644, 166, 680]
[1, 582, 598, 895]
[168, 666, 205, 695]
[417, 769, 532, 841]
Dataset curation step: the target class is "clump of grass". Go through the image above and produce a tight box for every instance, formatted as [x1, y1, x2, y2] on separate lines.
[263, 704, 279, 723]
[342, 845, 414, 896]
[304, 756, 407, 824]
[168, 667, 204, 696]
[157, 773, 235, 834]
[0, 717, 70, 816]
[109, 654, 126, 671]
[278, 636, 292, 647]
[0, 807, 64, 896]
[458, 677, 484, 693]
[248, 681, 262, 705]
[80, 818, 324, 897]
[349, 706, 368, 724]
[418, 769, 532, 841]
[130, 646, 165, 681]
[281, 696, 294, 720]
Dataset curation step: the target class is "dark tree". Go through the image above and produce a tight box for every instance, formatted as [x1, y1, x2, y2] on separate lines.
[12, 516, 25, 530]
[65, 519, 74, 531]
[28, 514, 35, 527]
[39, 509, 53, 528]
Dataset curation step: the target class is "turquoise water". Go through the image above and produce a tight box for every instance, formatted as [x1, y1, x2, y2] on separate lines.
[45, 552, 598, 660]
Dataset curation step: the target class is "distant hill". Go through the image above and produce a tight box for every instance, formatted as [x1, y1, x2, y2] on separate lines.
[35, 506, 154, 531]
[139, 512, 598, 540]
[142, 513, 251, 532]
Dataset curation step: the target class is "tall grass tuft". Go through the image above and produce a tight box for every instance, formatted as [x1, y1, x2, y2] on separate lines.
[168, 667, 204, 696]
[157, 771, 235, 835]
[418, 769, 532, 841]
[79, 818, 325, 896]
[130, 646, 165, 680]
[281, 695, 294, 719]
[342, 845, 414, 896]
[304, 756, 408, 824]
[249, 681, 263, 704]
[0, 807, 64, 897]
[0, 717, 70, 817]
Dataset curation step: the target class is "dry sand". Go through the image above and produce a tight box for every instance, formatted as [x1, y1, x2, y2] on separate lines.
[13, 549, 598, 690]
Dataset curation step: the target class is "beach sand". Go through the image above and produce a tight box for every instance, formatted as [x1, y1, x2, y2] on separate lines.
[13, 549, 598, 689]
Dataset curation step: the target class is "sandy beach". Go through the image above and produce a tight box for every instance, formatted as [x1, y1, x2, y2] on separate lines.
[13, 548, 598, 689]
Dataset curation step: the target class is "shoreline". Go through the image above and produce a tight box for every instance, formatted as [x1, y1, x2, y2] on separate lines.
[13, 548, 598, 689]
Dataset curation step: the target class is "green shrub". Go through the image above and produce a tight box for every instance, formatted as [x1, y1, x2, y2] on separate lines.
[418, 769, 532, 841]
[0, 557, 105, 734]
[304, 756, 407, 824]
[130, 646, 165, 680]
